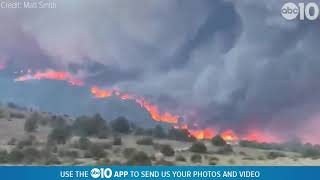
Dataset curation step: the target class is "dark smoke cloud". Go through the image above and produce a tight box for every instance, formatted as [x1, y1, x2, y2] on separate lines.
[1, 0, 320, 141]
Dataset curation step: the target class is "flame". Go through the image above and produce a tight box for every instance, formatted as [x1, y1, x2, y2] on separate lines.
[14, 69, 84, 86]
[9, 70, 294, 143]
[174, 124, 216, 140]
[221, 129, 239, 142]
[189, 128, 215, 140]
[91, 86, 113, 98]
[242, 130, 281, 143]
[90, 86, 179, 124]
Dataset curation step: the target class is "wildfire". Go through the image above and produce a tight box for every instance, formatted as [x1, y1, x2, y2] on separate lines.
[242, 130, 281, 143]
[90, 86, 179, 124]
[221, 129, 239, 142]
[14, 69, 84, 86]
[11, 70, 284, 143]
[91, 86, 113, 98]
[189, 128, 215, 140]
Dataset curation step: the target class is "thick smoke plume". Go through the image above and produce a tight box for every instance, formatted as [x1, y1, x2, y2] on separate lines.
[1, 0, 320, 143]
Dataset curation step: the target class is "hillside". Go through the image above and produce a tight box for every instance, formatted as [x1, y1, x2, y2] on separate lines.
[0, 105, 320, 166]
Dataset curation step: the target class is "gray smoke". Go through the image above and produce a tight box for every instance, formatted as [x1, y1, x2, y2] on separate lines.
[1, 0, 320, 142]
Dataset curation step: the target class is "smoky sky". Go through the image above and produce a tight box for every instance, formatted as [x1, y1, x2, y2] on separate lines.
[1, 0, 320, 141]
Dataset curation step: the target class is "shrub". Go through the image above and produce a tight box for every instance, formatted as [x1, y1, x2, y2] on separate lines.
[175, 155, 186, 162]
[45, 142, 58, 153]
[302, 147, 320, 158]
[189, 142, 207, 153]
[168, 128, 195, 142]
[216, 145, 233, 155]
[153, 125, 167, 138]
[136, 137, 154, 145]
[48, 124, 72, 144]
[49, 116, 67, 128]
[24, 113, 40, 132]
[22, 147, 41, 163]
[16, 136, 36, 149]
[41, 150, 61, 165]
[59, 150, 79, 159]
[78, 137, 91, 150]
[8, 149, 24, 163]
[73, 114, 110, 138]
[257, 155, 265, 160]
[0, 109, 6, 119]
[87, 144, 106, 159]
[209, 156, 219, 161]
[211, 135, 226, 146]
[113, 136, 122, 145]
[0, 150, 8, 163]
[111, 117, 130, 134]
[266, 151, 286, 160]
[190, 154, 202, 163]
[228, 159, 236, 165]
[100, 143, 112, 149]
[160, 144, 175, 157]
[123, 148, 137, 159]
[126, 151, 152, 165]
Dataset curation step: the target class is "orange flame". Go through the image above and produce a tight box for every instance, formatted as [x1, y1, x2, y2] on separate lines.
[221, 129, 239, 142]
[242, 130, 281, 143]
[14, 69, 84, 86]
[189, 128, 215, 140]
[90, 86, 179, 124]
[90, 86, 113, 98]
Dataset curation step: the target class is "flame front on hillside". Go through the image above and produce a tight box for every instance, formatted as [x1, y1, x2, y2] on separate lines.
[14, 69, 84, 86]
[13, 72, 283, 143]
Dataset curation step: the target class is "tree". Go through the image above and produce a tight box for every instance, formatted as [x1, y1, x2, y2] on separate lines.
[24, 113, 40, 132]
[126, 151, 152, 165]
[153, 125, 167, 138]
[8, 149, 24, 163]
[48, 124, 72, 144]
[190, 154, 202, 163]
[73, 114, 110, 137]
[168, 128, 195, 142]
[160, 144, 175, 157]
[0, 150, 8, 163]
[111, 117, 130, 134]
[189, 142, 207, 153]
[87, 144, 106, 159]
[78, 137, 91, 150]
[211, 135, 227, 146]
[136, 137, 153, 145]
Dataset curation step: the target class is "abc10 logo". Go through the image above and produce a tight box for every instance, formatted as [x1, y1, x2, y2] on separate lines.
[281, 2, 320, 20]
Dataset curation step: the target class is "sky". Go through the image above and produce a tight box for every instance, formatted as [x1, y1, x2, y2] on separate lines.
[1, 0, 320, 143]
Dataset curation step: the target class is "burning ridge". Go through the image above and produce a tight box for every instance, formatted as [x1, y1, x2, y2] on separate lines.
[14, 69, 84, 86]
[12, 70, 283, 143]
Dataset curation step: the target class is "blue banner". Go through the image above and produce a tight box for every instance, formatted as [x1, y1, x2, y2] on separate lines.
[0, 166, 317, 180]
